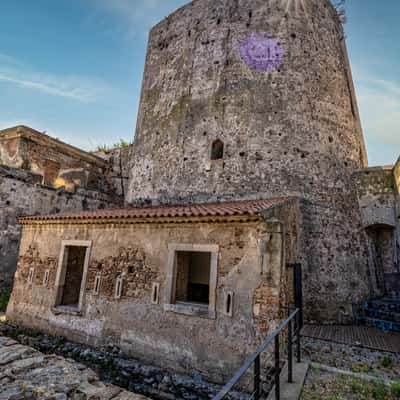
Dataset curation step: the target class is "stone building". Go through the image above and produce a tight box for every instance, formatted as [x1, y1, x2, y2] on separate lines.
[7, 198, 299, 382]
[5, 0, 400, 383]
[0, 126, 111, 192]
[0, 127, 124, 291]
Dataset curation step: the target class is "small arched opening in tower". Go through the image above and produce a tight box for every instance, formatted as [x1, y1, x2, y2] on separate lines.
[211, 139, 224, 160]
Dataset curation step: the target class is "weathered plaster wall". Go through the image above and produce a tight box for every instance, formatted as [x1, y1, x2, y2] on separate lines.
[7, 202, 301, 382]
[125, 0, 370, 322]
[0, 166, 120, 291]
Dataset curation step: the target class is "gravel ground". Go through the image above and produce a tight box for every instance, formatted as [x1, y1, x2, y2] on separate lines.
[302, 337, 400, 381]
[300, 367, 400, 400]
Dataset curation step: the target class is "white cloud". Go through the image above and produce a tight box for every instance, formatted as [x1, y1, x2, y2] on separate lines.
[0, 72, 97, 103]
[0, 54, 111, 103]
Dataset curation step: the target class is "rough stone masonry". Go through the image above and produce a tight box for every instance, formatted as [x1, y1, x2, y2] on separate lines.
[127, 0, 370, 323]
[4, 0, 400, 386]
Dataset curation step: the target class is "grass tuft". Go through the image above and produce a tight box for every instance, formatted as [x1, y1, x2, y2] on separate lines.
[391, 381, 400, 398]
[0, 289, 11, 312]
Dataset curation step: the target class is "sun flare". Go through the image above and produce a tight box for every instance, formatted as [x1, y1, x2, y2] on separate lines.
[280, 0, 308, 16]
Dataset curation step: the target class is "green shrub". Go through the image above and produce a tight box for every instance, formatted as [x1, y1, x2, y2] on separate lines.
[380, 356, 393, 368]
[96, 139, 131, 154]
[350, 376, 364, 393]
[96, 144, 112, 153]
[391, 381, 400, 397]
[372, 381, 389, 400]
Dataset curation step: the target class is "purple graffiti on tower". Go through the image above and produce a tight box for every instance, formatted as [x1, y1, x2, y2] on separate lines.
[240, 33, 284, 71]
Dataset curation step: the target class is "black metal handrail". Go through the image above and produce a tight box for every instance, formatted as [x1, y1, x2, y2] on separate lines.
[213, 308, 301, 400]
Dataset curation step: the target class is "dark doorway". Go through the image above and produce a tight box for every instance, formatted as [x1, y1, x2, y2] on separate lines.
[60, 246, 87, 307]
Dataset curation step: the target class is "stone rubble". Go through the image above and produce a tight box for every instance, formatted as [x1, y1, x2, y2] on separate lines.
[0, 334, 148, 400]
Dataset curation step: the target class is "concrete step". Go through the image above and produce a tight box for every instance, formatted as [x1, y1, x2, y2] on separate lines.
[356, 316, 400, 333]
[267, 362, 309, 400]
[364, 308, 400, 323]
[364, 299, 400, 314]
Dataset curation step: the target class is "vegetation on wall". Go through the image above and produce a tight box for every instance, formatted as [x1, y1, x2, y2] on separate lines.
[0, 289, 11, 312]
[96, 139, 131, 154]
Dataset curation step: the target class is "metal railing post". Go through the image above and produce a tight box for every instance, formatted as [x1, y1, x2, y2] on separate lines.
[288, 319, 293, 383]
[212, 309, 300, 400]
[254, 354, 260, 400]
[275, 335, 280, 400]
[296, 311, 301, 363]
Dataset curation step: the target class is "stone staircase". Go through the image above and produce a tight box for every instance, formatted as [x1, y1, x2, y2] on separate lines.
[356, 292, 400, 333]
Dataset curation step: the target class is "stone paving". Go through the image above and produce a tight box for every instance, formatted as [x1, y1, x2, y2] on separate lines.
[0, 335, 148, 400]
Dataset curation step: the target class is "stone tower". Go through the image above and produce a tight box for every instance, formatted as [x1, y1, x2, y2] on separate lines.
[127, 0, 370, 322]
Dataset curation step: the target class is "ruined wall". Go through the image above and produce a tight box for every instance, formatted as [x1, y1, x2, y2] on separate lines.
[0, 126, 110, 193]
[7, 203, 300, 382]
[353, 167, 397, 228]
[354, 165, 400, 296]
[97, 146, 132, 199]
[0, 166, 121, 292]
[126, 0, 370, 322]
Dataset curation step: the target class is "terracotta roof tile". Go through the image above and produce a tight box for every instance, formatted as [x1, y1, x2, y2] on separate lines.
[18, 197, 292, 223]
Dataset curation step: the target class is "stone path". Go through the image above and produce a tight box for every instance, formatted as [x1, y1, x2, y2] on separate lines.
[0, 335, 149, 400]
[302, 325, 400, 353]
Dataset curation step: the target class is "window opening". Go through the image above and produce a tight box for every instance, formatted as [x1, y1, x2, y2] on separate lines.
[211, 139, 224, 160]
[152, 283, 160, 304]
[175, 251, 211, 305]
[93, 273, 101, 295]
[115, 276, 123, 299]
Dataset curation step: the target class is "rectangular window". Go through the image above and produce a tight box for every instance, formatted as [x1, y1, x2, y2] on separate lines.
[164, 244, 218, 319]
[175, 251, 211, 305]
[54, 241, 91, 313]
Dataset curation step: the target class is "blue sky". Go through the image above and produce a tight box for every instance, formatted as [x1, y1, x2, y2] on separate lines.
[0, 0, 398, 166]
